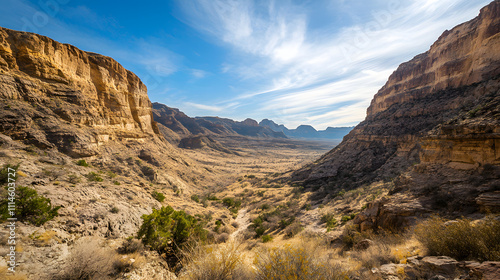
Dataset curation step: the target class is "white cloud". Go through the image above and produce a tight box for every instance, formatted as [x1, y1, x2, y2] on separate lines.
[177, 0, 490, 129]
[184, 102, 224, 112]
[191, 69, 208, 79]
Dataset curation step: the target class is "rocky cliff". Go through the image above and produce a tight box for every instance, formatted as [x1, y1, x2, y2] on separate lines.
[0, 27, 159, 157]
[293, 1, 500, 194]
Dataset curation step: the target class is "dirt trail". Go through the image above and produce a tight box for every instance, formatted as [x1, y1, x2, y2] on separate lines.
[230, 208, 251, 240]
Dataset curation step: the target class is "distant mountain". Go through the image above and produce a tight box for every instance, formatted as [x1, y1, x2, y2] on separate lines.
[259, 119, 353, 140]
[152, 103, 287, 147]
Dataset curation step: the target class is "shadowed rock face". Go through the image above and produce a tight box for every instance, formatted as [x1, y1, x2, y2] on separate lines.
[293, 1, 500, 189]
[0, 27, 159, 157]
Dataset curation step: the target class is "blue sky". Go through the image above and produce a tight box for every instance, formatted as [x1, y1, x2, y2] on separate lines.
[0, 0, 490, 129]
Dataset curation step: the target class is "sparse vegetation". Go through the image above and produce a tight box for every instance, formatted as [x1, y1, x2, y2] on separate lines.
[0, 186, 60, 226]
[262, 234, 273, 243]
[179, 241, 248, 280]
[321, 213, 338, 231]
[254, 242, 345, 280]
[137, 205, 207, 260]
[86, 172, 103, 182]
[152, 191, 166, 202]
[56, 238, 116, 280]
[76, 159, 89, 167]
[191, 194, 200, 203]
[415, 216, 500, 261]
[0, 164, 19, 184]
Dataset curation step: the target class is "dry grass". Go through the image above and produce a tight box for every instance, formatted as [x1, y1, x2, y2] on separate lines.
[55, 237, 117, 280]
[253, 239, 346, 280]
[415, 216, 500, 261]
[179, 241, 250, 280]
[0, 266, 28, 280]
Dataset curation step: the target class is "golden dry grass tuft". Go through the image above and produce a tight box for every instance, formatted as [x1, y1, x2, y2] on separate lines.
[55, 237, 118, 280]
[179, 241, 250, 280]
[414, 216, 500, 261]
[253, 239, 347, 280]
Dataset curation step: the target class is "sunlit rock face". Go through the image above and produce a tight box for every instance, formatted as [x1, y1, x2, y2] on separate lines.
[0, 26, 159, 157]
[293, 1, 500, 188]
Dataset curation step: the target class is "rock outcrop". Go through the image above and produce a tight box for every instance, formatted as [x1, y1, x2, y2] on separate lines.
[293, 1, 500, 191]
[0, 27, 159, 157]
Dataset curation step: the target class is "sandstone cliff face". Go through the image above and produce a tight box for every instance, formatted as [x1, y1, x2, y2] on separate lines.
[367, 1, 500, 117]
[0, 27, 159, 157]
[293, 1, 500, 190]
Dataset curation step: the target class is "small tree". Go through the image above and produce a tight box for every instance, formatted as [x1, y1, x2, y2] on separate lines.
[0, 186, 60, 226]
[137, 206, 207, 259]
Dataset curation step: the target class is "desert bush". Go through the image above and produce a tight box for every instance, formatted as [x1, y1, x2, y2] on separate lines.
[262, 234, 273, 243]
[56, 238, 116, 280]
[320, 213, 338, 231]
[152, 191, 165, 202]
[137, 205, 207, 256]
[341, 224, 365, 249]
[179, 241, 249, 280]
[86, 172, 103, 182]
[118, 237, 144, 254]
[216, 233, 230, 244]
[0, 164, 19, 184]
[0, 186, 60, 226]
[76, 159, 89, 167]
[341, 213, 356, 223]
[191, 194, 200, 203]
[284, 221, 303, 239]
[254, 242, 345, 280]
[415, 216, 500, 261]
[350, 241, 397, 269]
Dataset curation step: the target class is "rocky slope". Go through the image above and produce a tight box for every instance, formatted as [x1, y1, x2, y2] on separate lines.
[0, 27, 223, 279]
[152, 102, 286, 148]
[293, 1, 500, 218]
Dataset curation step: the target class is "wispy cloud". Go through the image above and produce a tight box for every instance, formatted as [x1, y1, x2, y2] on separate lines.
[184, 102, 224, 112]
[190, 69, 208, 79]
[176, 0, 490, 129]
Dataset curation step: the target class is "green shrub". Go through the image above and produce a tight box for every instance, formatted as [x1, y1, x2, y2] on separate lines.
[415, 216, 500, 261]
[191, 194, 200, 203]
[86, 172, 103, 182]
[76, 159, 89, 167]
[260, 204, 270, 210]
[113, 181, 120, 185]
[262, 234, 273, 243]
[255, 226, 266, 237]
[321, 213, 338, 231]
[110, 206, 119, 214]
[0, 186, 60, 226]
[152, 191, 165, 202]
[341, 213, 356, 223]
[137, 206, 207, 257]
[0, 164, 19, 184]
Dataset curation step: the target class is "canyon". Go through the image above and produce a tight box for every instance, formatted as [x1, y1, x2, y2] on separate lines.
[0, 1, 499, 279]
